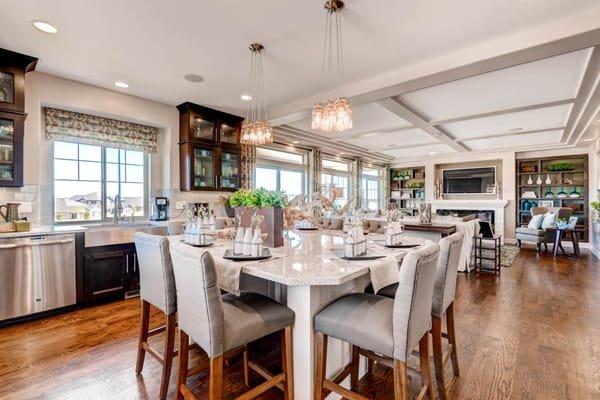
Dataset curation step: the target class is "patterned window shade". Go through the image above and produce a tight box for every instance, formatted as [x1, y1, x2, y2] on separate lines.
[240, 144, 256, 189]
[44, 107, 159, 153]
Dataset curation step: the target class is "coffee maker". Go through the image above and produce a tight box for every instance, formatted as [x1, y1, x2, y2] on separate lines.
[150, 197, 169, 221]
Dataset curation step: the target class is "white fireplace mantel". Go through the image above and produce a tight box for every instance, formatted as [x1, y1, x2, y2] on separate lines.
[431, 199, 510, 237]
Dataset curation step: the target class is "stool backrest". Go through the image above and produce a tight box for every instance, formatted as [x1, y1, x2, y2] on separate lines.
[393, 243, 440, 362]
[166, 221, 184, 236]
[133, 232, 177, 315]
[170, 241, 225, 358]
[432, 232, 464, 318]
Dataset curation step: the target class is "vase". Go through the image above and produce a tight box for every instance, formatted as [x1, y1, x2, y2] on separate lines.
[235, 206, 284, 248]
[536, 175, 542, 185]
[545, 174, 552, 185]
[527, 175, 533, 185]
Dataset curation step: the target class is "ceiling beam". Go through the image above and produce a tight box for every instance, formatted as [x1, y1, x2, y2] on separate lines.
[331, 125, 416, 141]
[456, 127, 565, 142]
[565, 46, 600, 144]
[429, 99, 575, 126]
[370, 141, 440, 151]
[376, 97, 469, 152]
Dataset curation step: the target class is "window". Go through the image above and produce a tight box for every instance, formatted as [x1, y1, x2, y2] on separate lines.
[53, 141, 147, 222]
[255, 147, 306, 197]
[321, 157, 352, 208]
[362, 167, 381, 211]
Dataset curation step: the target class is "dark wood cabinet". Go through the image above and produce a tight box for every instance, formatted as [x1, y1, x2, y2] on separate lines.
[177, 102, 243, 192]
[0, 49, 37, 188]
[83, 244, 139, 302]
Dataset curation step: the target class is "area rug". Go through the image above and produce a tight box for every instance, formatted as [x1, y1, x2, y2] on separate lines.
[477, 245, 520, 268]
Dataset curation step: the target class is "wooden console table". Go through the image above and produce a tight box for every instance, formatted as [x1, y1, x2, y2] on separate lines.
[401, 222, 457, 237]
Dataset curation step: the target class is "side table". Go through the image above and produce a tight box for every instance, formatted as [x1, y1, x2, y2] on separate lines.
[474, 234, 502, 275]
[552, 228, 580, 258]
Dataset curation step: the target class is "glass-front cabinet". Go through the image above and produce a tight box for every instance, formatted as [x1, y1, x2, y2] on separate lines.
[219, 150, 239, 190]
[192, 146, 215, 190]
[177, 102, 243, 192]
[0, 48, 37, 187]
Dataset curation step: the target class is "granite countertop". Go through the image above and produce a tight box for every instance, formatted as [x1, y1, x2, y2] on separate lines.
[168, 230, 429, 286]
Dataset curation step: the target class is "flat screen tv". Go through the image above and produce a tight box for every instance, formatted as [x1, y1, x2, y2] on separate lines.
[443, 167, 496, 194]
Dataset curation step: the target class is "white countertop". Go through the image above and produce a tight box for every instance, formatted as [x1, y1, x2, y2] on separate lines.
[169, 230, 429, 286]
[0, 224, 88, 238]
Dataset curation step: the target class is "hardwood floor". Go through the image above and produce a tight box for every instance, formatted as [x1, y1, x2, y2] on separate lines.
[1, 248, 599, 399]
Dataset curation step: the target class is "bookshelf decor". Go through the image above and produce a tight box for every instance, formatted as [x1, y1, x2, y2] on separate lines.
[516, 155, 588, 242]
[389, 167, 425, 216]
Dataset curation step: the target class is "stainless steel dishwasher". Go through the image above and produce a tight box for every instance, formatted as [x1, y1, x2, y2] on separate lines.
[0, 234, 76, 321]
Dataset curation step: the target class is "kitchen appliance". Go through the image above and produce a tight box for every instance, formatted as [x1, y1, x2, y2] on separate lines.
[0, 234, 76, 322]
[0, 202, 20, 222]
[150, 197, 169, 221]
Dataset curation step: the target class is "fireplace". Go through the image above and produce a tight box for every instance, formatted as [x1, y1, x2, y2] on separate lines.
[436, 209, 495, 228]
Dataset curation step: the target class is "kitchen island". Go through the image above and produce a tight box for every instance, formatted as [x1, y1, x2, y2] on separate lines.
[168, 230, 429, 399]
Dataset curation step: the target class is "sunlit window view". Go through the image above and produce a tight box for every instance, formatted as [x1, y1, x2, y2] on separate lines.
[321, 173, 349, 207]
[255, 147, 306, 198]
[53, 141, 146, 222]
[362, 167, 381, 210]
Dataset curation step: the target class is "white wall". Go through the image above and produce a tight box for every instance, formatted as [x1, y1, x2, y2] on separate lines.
[0, 71, 229, 225]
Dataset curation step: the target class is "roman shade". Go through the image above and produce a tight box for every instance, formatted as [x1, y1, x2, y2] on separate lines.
[44, 107, 158, 153]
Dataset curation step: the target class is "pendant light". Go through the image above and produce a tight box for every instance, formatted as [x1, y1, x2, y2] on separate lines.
[311, 0, 352, 133]
[241, 43, 273, 145]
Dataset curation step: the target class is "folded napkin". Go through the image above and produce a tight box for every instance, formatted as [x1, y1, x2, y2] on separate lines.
[216, 256, 244, 296]
[369, 255, 401, 295]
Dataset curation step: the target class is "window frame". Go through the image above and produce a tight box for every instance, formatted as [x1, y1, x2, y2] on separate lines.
[321, 156, 353, 207]
[361, 166, 382, 211]
[52, 141, 149, 224]
[255, 145, 308, 196]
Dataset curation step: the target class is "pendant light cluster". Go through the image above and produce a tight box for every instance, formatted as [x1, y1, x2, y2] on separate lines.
[311, 0, 352, 133]
[241, 43, 273, 145]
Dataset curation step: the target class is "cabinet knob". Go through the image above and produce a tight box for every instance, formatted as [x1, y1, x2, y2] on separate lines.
[35, 298, 42, 302]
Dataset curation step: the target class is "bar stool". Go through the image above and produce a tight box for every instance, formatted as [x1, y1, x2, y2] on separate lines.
[133, 232, 178, 400]
[314, 243, 440, 400]
[372, 232, 464, 400]
[170, 241, 295, 400]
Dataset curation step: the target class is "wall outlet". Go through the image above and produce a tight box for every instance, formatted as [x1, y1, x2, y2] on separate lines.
[175, 201, 187, 210]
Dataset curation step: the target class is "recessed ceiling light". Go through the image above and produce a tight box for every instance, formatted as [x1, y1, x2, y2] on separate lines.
[428, 151, 437, 155]
[32, 20, 58, 34]
[494, 145, 501, 148]
[509, 128, 523, 132]
[241, 94, 252, 101]
[114, 81, 129, 88]
[339, 152, 345, 155]
[183, 74, 204, 83]
[292, 140, 299, 144]
[361, 133, 377, 138]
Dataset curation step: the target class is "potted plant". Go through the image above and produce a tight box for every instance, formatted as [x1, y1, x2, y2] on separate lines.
[218, 194, 235, 218]
[230, 188, 288, 247]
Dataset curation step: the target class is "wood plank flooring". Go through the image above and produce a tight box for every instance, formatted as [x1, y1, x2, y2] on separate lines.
[0, 248, 599, 399]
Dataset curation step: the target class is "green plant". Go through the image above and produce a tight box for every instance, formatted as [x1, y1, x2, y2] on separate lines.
[591, 201, 600, 213]
[229, 188, 288, 208]
[547, 162, 575, 171]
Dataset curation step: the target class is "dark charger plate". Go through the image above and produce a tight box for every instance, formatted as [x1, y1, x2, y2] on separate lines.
[180, 240, 214, 248]
[296, 226, 319, 231]
[333, 249, 386, 261]
[383, 243, 420, 249]
[223, 248, 272, 261]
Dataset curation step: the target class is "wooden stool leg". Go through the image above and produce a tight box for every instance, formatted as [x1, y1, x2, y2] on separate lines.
[367, 359, 374, 374]
[159, 312, 177, 400]
[243, 349, 249, 387]
[393, 360, 408, 400]
[419, 335, 433, 400]
[350, 345, 359, 390]
[314, 332, 328, 400]
[136, 300, 151, 374]
[282, 326, 294, 400]
[446, 302, 460, 377]
[432, 316, 447, 400]
[208, 355, 224, 400]
[176, 330, 189, 400]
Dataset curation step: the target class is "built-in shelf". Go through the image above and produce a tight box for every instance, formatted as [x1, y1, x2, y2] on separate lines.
[389, 167, 425, 216]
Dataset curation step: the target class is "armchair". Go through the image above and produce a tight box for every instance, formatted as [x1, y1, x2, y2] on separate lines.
[515, 207, 572, 251]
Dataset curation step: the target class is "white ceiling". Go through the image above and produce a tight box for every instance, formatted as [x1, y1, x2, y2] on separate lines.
[1, 0, 599, 162]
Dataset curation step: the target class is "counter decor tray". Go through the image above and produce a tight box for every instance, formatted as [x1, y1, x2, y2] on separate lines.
[223, 248, 272, 261]
[295, 226, 319, 231]
[181, 240, 213, 248]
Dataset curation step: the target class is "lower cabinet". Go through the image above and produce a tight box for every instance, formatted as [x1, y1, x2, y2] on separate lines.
[83, 244, 140, 302]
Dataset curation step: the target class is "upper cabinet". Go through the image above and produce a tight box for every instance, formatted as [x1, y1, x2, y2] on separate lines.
[177, 102, 244, 191]
[0, 48, 37, 187]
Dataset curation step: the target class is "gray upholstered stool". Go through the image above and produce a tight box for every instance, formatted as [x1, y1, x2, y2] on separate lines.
[170, 241, 295, 400]
[133, 232, 178, 400]
[370, 232, 464, 400]
[314, 243, 440, 400]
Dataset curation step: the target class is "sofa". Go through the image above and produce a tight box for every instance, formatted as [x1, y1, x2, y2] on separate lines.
[515, 207, 572, 251]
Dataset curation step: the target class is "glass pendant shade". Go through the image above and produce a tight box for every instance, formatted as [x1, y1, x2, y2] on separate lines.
[241, 43, 273, 145]
[311, 1, 352, 133]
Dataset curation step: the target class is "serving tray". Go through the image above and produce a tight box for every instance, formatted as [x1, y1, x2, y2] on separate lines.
[296, 226, 319, 231]
[181, 240, 214, 248]
[223, 248, 272, 261]
[333, 249, 386, 261]
[383, 243, 420, 249]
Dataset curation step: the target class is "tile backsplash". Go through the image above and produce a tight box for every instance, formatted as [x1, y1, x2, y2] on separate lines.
[0, 185, 39, 225]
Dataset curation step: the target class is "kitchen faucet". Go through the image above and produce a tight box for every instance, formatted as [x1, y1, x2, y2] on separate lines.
[113, 194, 123, 224]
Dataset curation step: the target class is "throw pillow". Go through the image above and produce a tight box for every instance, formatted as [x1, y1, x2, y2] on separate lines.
[541, 212, 556, 229]
[527, 213, 544, 229]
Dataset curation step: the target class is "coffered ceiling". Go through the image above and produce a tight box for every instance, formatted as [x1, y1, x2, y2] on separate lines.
[1, 0, 600, 162]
